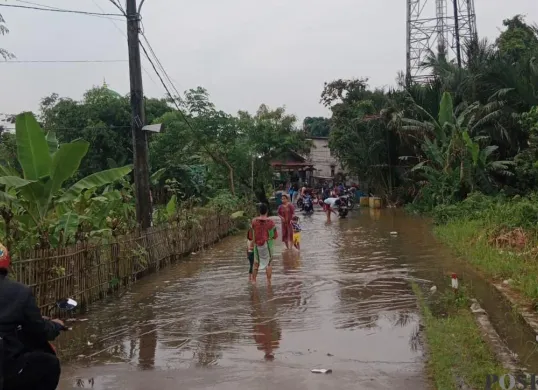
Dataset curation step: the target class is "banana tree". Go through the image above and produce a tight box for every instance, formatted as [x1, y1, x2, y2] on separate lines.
[461, 131, 514, 193]
[0, 112, 132, 249]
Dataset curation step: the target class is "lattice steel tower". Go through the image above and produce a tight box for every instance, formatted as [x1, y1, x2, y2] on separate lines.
[406, 0, 478, 84]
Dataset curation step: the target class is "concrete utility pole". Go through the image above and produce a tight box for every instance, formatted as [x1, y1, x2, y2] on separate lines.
[126, 0, 152, 229]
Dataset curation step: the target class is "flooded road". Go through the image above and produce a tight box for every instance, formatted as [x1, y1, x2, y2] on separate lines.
[56, 209, 538, 389]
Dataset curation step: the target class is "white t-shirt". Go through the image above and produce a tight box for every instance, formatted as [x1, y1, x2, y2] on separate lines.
[324, 197, 339, 207]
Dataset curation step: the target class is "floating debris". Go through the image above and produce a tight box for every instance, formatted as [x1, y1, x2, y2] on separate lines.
[311, 369, 332, 374]
[430, 285, 437, 294]
[503, 279, 513, 285]
[390, 231, 398, 236]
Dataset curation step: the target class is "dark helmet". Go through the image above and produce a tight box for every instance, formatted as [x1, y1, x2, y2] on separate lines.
[0, 242, 10, 270]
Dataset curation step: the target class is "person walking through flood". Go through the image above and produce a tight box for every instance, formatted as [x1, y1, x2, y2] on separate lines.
[247, 203, 278, 284]
[247, 232, 255, 282]
[291, 215, 301, 251]
[277, 194, 295, 249]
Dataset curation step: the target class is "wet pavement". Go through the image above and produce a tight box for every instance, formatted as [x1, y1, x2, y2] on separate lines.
[55, 208, 538, 389]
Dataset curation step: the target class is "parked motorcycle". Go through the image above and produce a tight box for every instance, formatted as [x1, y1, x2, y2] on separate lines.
[337, 198, 349, 218]
[340, 189, 355, 210]
[302, 195, 314, 215]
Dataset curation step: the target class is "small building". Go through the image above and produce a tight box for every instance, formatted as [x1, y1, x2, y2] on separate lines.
[305, 136, 347, 185]
[270, 150, 314, 188]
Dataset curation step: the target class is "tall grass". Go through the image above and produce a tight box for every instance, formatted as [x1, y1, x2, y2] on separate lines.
[432, 192, 538, 302]
[412, 283, 503, 389]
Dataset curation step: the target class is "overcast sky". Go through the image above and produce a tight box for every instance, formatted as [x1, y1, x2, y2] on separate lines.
[0, 0, 536, 122]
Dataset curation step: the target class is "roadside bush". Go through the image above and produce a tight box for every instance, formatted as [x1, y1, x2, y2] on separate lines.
[432, 192, 538, 232]
[206, 190, 242, 214]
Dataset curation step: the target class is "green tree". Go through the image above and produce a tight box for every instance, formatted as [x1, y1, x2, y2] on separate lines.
[39, 86, 172, 179]
[303, 117, 331, 137]
[496, 15, 538, 63]
[0, 113, 132, 251]
[0, 13, 14, 60]
[401, 92, 512, 209]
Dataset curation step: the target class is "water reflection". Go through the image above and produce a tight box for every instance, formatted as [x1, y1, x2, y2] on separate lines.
[250, 284, 281, 360]
[137, 304, 157, 369]
[281, 250, 301, 274]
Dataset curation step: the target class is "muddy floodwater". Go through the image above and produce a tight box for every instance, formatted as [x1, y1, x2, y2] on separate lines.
[57, 209, 538, 389]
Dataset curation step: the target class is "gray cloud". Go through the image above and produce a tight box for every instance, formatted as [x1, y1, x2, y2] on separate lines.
[0, 0, 536, 122]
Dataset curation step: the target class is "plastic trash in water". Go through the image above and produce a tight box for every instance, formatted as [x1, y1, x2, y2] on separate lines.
[430, 285, 437, 294]
[390, 231, 398, 236]
[311, 369, 332, 374]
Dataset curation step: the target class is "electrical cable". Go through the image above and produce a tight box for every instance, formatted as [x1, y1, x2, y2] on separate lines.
[138, 40, 195, 131]
[2, 125, 131, 131]
[139, 32, 184, 105]
[89, 0, 157, 87]
[1, 59, 127, 63]
[138, 0, 146, 13]
[14, 0, 125, 21]
[0, 3, 125, 17]
[105, 0, 127, 16]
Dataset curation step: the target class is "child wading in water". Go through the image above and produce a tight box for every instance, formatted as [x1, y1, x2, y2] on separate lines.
[292, 216, 301, 251]
[247, 233, 255, 281]
[247, 203, 278, 284]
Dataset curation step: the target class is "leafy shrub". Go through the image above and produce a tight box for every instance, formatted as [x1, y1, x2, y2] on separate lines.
[206, 190, 242, 214]
[432, 192, 538, 232]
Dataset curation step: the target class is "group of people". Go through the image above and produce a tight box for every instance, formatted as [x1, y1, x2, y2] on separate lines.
[246, 194, 302, 284]
[247, 182, 365, 283]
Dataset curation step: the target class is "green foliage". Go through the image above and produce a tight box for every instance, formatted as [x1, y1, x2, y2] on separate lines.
[206, 190, 241, 214]
[0, 112, 132, 252]
[413, 283, 503, 389]
[39, 86, 173, 180]
[0, 13, 14, 60]
[0, 127, 17, 169]
[150, 88, 309, 202]
[431, 192, 538, 232]
[303, 117, 331, 137]
[496, 15, 538, 63]
[324, 15, 538, 208]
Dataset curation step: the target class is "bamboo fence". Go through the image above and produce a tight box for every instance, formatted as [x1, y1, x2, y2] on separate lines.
[11, 214, 233, 312]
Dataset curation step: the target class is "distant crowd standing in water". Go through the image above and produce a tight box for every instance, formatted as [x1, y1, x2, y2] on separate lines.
[246, 182, 363, 283]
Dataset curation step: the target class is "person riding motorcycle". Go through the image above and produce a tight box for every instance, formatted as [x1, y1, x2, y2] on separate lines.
[0, 243, 65, 390]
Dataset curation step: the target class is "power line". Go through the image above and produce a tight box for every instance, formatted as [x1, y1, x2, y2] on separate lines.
[140, 32, 183, 101]
[105, 0, 127, 16]
[138, 40, 195, 132]
[0, 3, 125, 17]
[14, 0, 125, 21]
[2, 125, 132, 131]
[1, 59, 127, 63]
[89, 0, 158, 87]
